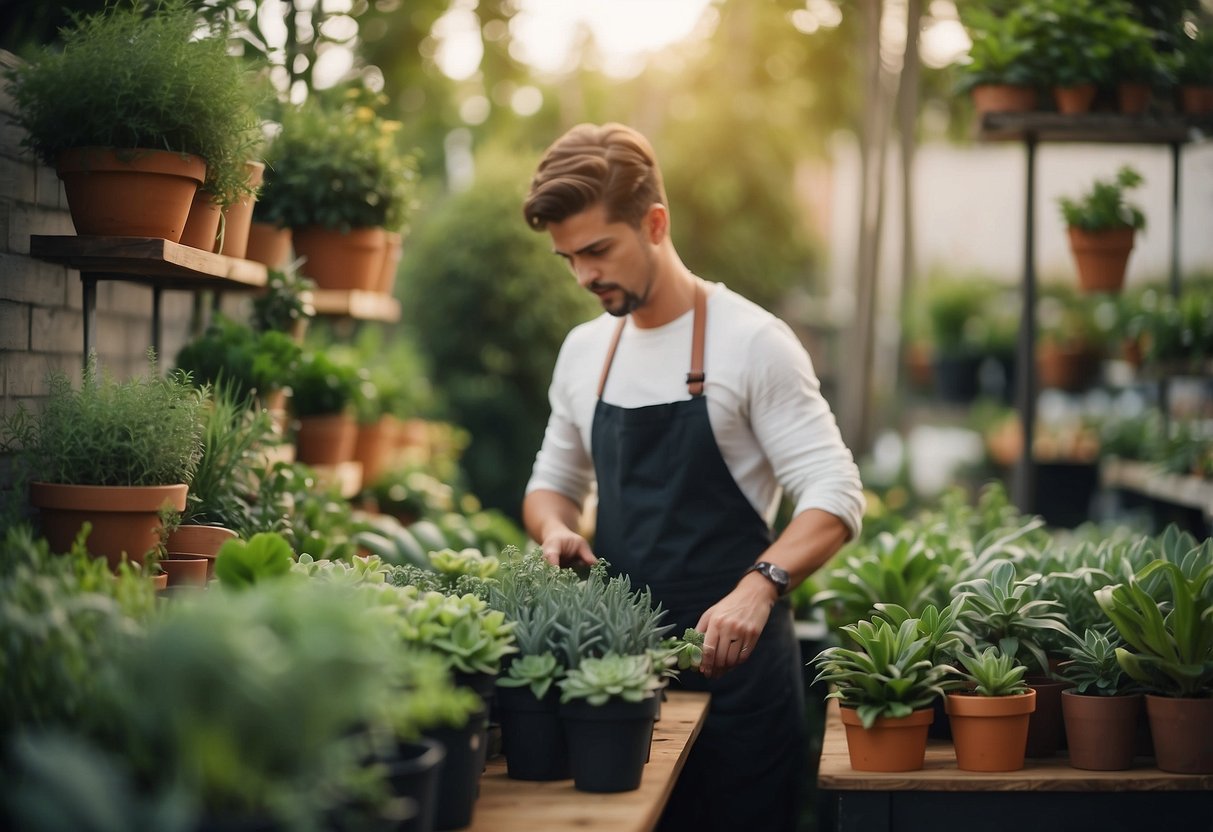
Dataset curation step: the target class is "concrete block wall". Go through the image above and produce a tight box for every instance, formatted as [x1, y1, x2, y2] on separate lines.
[1, 49, 195, 495]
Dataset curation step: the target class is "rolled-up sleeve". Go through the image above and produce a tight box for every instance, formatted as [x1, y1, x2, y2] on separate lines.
[749, 321, 865, 539]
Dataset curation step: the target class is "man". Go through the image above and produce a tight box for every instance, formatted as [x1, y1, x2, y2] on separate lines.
[522, 122, 864, 832]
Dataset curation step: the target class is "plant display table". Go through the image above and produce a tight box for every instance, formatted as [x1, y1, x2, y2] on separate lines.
[817, 700, 1213, 832]
[469, 690, 709, 832]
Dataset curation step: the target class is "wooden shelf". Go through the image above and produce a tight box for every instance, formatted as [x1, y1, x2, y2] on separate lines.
[308, 289, 400, 322]
[977, 112, 1212, 143]
[1100, 457, 1213, 519]
[30, 235, 267, 290]
[469, 691, 709, 832]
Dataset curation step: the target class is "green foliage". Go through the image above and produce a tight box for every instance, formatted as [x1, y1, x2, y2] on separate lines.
[290, 351, 361, 417]
[393, 589, 517, 676]
[649, 628, 705, 679]
[1022, 0, 1156, 86]
[428, 547, 500, 580]
[1174, 23, 1213, 84]
[955, 5, 1041, 89]
[954, 646, 1031, 697]
[497, 652, 563, 700]
[872, 598, 976, 666]
[256, 88, 419, 232]
[175, 315, 301, 403]
[1058, 166, 1146, 233]
[812, 616, 963, 729]
[921, 278, 1006, 356]
[213, 532, 295, 590]
[4, 0, 265, 206]
[398, 149, 598, 515]
[250, 266, 315, 335]
[1058, 629, 1133, 695]
[2, 353, 205, 487]
[558, 653, 663, 706]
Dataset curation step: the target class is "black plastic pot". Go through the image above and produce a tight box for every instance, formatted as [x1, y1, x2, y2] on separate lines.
[561, 697, 656, 793]
[424, 708, 489, 831]
[496, 685, 570, 781]
[385, 738, 446, 832]
[931, 352, 982, 403]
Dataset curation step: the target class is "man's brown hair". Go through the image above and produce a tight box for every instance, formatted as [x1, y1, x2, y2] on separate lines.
[523, 122, 667, 231]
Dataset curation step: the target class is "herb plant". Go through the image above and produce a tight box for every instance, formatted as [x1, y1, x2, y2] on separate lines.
[1058, 166, 1146, 233]
[175, 316, 301, 404]
[290, 351, 362, 418]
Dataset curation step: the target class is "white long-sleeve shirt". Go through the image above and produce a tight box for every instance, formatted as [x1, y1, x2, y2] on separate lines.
[526, 283, 865, 538]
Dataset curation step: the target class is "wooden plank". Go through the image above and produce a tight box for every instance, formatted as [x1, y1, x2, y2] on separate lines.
[818, 699, 1213, 792]
[1101, 457, 1213, 519]
[469, 690, 710, 832]
[976, 112, 1209, 144]
[29, 235, 267, 290]
[309, 289, 401, 322]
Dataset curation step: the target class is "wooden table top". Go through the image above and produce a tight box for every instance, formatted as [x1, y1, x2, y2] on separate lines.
[468, 690, 710, 832]
[818, 699, 1213, 793]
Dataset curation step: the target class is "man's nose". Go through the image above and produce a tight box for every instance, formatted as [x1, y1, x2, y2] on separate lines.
[572, 259, 598, 289]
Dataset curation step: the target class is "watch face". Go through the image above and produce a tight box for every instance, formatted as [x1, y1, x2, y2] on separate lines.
[768, 564, 789, 586]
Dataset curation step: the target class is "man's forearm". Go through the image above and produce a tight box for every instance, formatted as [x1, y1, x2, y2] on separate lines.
[754, 508, 850, 590]
[522, 488, 584, 543]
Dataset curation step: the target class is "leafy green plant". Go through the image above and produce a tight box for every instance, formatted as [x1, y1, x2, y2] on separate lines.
[1058, 629, 1133, 695]
[394, 589, 517, 676]
[213, 532, 295, 590]
[1096, 552, 1213, 697]
[290, 351, 361, 418]
[649, 629, 706, 680]
[251, 265, 315, 335]
[1058, 166, 1146, 233]
[954, 646, 1031, 697]
[256, 88, 419, 232]
[558, 654, 663, 706]
[873, 597, 976, 666]
[1173, 24, 1213, 84]
[4, 0, 265, 207]
[955, 6, 1040, 91]
[497, 652, 564, 700]
[812, 616, 962, 729]
[1020, 0, 1154, 87]
[175, 316, 301, 404]
[1, 353, 204, 487]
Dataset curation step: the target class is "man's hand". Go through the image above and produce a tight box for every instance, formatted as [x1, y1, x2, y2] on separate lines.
[694, 572, 777, 678]
[541, 529, 598, 568]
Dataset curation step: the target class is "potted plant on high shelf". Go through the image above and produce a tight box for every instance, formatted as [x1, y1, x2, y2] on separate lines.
[4, 1, 262, 243]
[955, 5, 1041, 115]
[0, 353, 204, 573]
[811, 613, 961, 772]
[254, 88, 419, 292]
[1096, 530, 1213, 774]
[1174, 24, 1213, 115]
[1058, 165, 1146, 294]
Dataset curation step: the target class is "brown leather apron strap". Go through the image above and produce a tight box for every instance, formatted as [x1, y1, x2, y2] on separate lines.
[596, 280, 708, 399]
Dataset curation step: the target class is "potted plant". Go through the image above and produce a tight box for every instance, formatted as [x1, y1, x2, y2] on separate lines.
[1, 354, 204, 571]
[1057, 628, 1143, 770]
[923, 278, 1000, 404]
[945, 646, 1037, 772]
[1173, 25, 1213, 114]
[251, 265, 316, 342]
[1036, 287, 1106, 392]
[811, 614, 960, 772]
[955, 6, 1041, 114]
[290, 350, 362, 465]
[175, 315, 302, 416]
[255, 88, 419, 291]
[558, 653, 665, 793]
[1058, 165, 1146, 294]
[1106, 11, 1169, 114]
[4, 1, 262, 242]
[1096, 537, 1213, 774]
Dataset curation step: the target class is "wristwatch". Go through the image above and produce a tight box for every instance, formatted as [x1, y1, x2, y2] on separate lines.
[746, 561, 789, 596]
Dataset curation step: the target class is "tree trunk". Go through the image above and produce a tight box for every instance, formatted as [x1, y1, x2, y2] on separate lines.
[894, 0, 924, 406]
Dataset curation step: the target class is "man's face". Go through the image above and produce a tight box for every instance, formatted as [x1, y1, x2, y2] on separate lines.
[548, 203, 657, 317]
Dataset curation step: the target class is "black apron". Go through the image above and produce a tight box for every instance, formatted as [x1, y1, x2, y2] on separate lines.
[590, 283, 806, 832]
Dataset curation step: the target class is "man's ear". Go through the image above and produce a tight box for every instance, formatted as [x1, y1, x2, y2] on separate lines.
[644, 204, 669, 244]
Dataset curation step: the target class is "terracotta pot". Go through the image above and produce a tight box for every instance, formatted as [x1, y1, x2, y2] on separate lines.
[1024, 678, 1067, 758]
[295, 413, 358, 465]
[217, 161, 266, 260]
[839, 706, 933, 772]
[1037, 342, 1100, 392]
[292, 225, 386, 291]
[55, 147, 206, 241]
[1179, 85, 1213, 115]
[29, 482, 188, 571]
[946, 689, 1036, 772]
[245, 221, 293, 269]
[179, 188, 222, 252]
[971, 84, 1037, 115]
[1061, 690, 1142, 771]
[1053, 83, 1097, 115]
[377, 230, 404, 295]
[1068, 225, 1135, 293]
[152, 572, 169, 591]
[1145, 694, 1213, 774]
[1117, 83, 1152, 115]
[160, 556, 209, 587]
[354, 417, 392, 486]
[167, 523, 237, 580]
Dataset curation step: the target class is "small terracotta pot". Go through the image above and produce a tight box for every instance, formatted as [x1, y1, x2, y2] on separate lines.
[354, 417, 392, 486]
[377, 230, 404, 295]
[292, 225, 386, 291]
[1179, 85, 1213, 115]
[179, 188, 222, 252]
[1053, 83, 1097, 115]
[1037, 342, 1100, 392]
[1117, 83, 1152, 115]
[1068, 225, 1135, 293]
[1062, 690, 1142, 771]
[971, 84, 1037, 115]
[1145, 694, 1213, 774]
[245, 221, 293, 269]
[946, 689, 1036, 772]
[152, 572, 169, 591]
[167, 524, 237, 580]
[55, 147, 206, 241]
[218, 161, 266, 260]
[839, 706, 933, 772]
[29, 482, 188, 571]
[160, 556, 209, 587]
[296, 413, 358, 465]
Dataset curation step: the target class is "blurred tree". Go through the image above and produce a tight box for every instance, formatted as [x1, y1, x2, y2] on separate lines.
[0, 0, 111, 54]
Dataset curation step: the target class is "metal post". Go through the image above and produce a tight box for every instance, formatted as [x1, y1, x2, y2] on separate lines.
[152, 285, 163, 360]
[1013, 137, 1038, 515]
[81, 275, 97, 367]
[1170, 141, 1182, 298]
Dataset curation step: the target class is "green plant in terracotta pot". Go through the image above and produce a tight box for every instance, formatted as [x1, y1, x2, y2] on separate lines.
[290, 350, 362, 466]
[946, 646, 1037, 772]
[4, 0, 262, 241]
[1173, 24, 1213, 114]
[955, 5, 1041, 114]
[175, 315, 302, 409]
[1058, 165, 1146, 294]
[1, 353, 204, 571]
[1057, 628, 1144, 771]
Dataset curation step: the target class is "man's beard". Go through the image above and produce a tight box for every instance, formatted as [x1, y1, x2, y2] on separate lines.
[597, 245, 654, 317]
